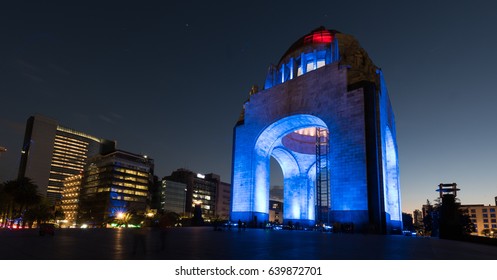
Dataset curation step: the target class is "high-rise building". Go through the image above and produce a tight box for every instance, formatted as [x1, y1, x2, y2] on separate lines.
[269, 200, 283, 224]
[18, 115, 115, 203]
[61, 173, 83, 227]
[413, 209, 423, 230]
[77, 150, 154, 227]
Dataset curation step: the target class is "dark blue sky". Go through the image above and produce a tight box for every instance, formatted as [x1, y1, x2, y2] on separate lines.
[1, 1, 496, 214]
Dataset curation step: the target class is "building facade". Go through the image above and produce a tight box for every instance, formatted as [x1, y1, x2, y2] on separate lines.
[78, 150, 154, 227]
[215, 181, 231, 220]
[269, 200, 283, 224]
[460, 204, 497, 236]
[61, 173, 83, 227]
[18, 115, 115, 203]
[231, 27, 402, 233]
[164, 169, 230, 220]
[160, 180, 187, 216]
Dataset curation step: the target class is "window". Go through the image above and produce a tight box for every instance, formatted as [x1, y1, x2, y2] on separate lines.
[483, 209, 488, 213]
[492, 219, 496, 223]
[484, 224, 489, 228]
[483, 219, 488, 223]
[483, 214, 488, 218]
[470, 209, 476, 213]
[491, 214, 496, 218]
[492, 224, 497, 228]
[317, 59, 326, 69]
[471, 214, 476, 218]
[306, 61, 315, 72]
[491, 208, 496, 213]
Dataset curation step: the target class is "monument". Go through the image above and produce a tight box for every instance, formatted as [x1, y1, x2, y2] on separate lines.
[230, 27, 402, 233]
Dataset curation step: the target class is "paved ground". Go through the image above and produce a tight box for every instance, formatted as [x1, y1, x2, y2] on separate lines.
[1, 227, 496, 260]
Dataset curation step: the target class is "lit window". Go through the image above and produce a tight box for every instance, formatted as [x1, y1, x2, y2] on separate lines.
[306, 61, 315, 72]
[317, 59, 325, 69]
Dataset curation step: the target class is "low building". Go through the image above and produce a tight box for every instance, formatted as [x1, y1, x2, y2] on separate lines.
[164, 169, 230, 220]
[215, 181, 231, 220]
[460, 204, 497, 236]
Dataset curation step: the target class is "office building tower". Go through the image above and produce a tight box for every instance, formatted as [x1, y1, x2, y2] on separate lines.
[18, 115, 115, 203]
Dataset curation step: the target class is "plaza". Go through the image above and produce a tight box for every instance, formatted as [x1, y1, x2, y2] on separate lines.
[1, 227, 496, 260]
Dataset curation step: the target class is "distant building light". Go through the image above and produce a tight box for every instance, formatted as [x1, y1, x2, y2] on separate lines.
[21, 150, 26, 154]
[143, 155, 148, 159]
[197, 173, 205, 179]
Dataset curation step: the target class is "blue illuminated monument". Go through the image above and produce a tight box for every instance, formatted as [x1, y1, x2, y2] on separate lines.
[230, 27, 402, 233]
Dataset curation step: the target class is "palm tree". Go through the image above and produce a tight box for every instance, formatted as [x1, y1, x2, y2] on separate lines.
[2, 177, 41, 227]
[0, 182, 13, 227]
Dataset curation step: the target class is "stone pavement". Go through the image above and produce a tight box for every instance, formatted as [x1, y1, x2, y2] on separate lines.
[1, 227, 496, 260]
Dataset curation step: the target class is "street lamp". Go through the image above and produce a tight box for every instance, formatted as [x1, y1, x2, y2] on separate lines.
[116, 212, 125, 220]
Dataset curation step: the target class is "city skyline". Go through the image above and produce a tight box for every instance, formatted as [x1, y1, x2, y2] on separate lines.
[1, 1, 497, 215]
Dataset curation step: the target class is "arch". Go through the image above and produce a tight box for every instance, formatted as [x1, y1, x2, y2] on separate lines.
[232, 114, 329, 226]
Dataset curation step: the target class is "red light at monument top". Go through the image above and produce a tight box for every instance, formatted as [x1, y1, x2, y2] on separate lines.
[303, 30, 332, 44]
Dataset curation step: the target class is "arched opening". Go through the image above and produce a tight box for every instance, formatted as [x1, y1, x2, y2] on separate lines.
[250, 114, 329, 227]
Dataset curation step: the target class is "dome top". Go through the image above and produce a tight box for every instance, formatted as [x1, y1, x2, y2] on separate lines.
[279, 26, 340, 64]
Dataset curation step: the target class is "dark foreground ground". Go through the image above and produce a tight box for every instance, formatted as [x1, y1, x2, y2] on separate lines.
[1, 227, 496, 260]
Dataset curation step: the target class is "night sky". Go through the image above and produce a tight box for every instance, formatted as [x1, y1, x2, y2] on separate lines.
[1, 1, 496, 214]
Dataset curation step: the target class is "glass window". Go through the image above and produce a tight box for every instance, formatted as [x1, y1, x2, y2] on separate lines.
[471, 214, 476, 218]
[492, 224, 497, 228]
[491, 213, 496, 218]
[492, 219, 496, 223]
[483, 214, 488, 218]
[470, 209, 476, 213]
[317, 59, 326, 69]
[483, 219, 489, 223]
[306, 61, 315, 72]
[490, 208, 496, 213]
[483, 209, 488, 212]
[484, 224, 489, 228]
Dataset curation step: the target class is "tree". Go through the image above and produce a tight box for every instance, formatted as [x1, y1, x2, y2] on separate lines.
[0, 178, 42, 227]
[3, 178, 41, 219]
